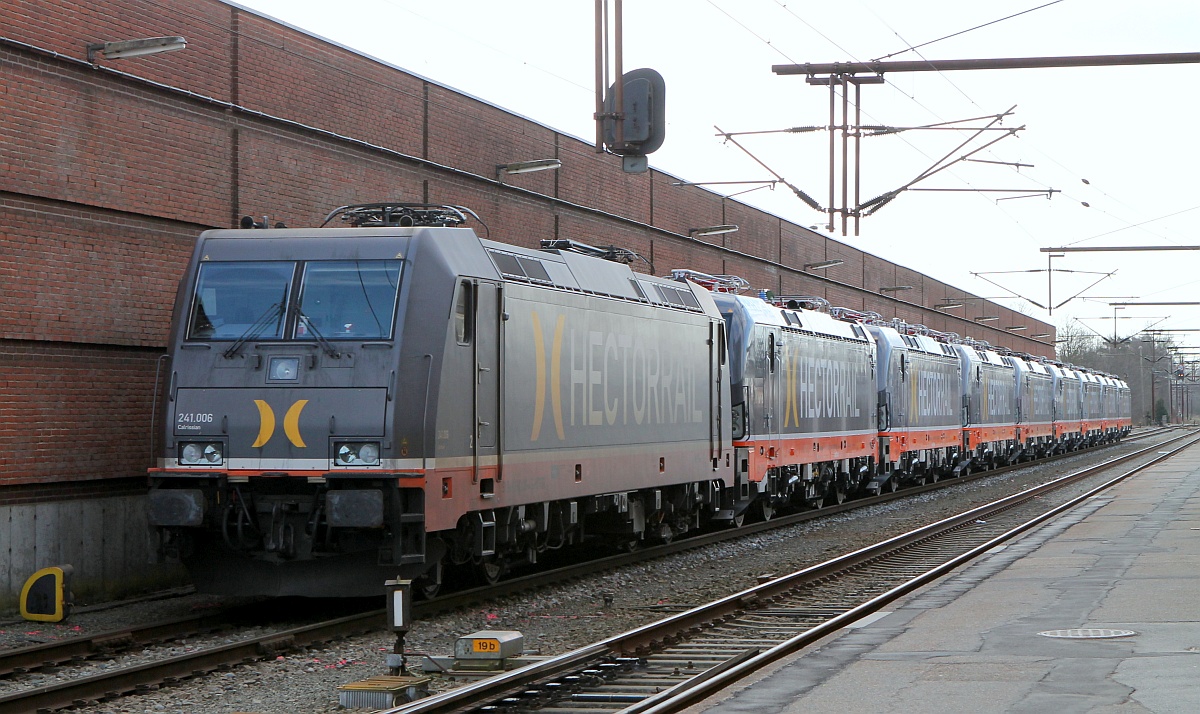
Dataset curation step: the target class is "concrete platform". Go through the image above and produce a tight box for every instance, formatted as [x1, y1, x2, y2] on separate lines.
[693, 443, 1200, 713]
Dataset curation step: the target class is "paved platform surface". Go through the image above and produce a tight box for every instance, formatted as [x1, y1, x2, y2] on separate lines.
[692, 442, 1200, 713]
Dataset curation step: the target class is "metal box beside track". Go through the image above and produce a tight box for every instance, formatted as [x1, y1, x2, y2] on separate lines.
[455, 630, 524, 660]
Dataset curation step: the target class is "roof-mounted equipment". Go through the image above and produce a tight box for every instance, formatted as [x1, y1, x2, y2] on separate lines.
[668, 269, 750, 293]
[962, 337, 995, 351]
[889, 319, 938, 337]
[539, 239, 651, 270]
[239, 215, 287, 229]
[777, 296, 832, 313]
[321, 202, 485, 231]
[828, 306, 879, 322]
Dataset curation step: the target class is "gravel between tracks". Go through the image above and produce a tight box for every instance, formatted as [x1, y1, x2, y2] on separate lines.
[0, 441, 1154, 714]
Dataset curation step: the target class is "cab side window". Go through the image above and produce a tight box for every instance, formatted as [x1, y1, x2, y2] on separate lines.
[454, 281, 473, 344]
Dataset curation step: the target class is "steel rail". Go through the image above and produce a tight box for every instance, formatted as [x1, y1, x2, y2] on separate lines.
[380, 430, 1197, 714]
[0, 612, 237, 677]
[628, 431, 1200, 713]
[0, 611, 384, 714]
[0, 429, 1170, 711]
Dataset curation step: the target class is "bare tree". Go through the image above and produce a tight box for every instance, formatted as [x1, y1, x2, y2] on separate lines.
[1055, 320, 1101, 365]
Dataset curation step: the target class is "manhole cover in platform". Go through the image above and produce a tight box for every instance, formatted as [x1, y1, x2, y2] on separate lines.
[1038, 628, 1137, 639]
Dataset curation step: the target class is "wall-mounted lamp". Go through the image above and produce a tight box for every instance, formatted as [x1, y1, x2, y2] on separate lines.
[688, 225, 739, 238]
[87, 36, 187, 62]
[496, 159, 561, 180]
[974, 316, 1000, 322]
[803, 259, 843, 271]
[936, 301, 965, 309]
[1031, 333, 1051, 338]
[879, 286, 913, 293]
[1006, 325, 1028, 331]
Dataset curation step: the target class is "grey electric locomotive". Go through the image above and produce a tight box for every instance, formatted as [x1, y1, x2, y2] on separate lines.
[865, 322, 962, 491]
[711, 291, 878, 518]
[1013, 355, 1056, 459]
[148, 204, 732, 597]
[1047, 363, 1085, 451]
[954, 342, 1019, 470]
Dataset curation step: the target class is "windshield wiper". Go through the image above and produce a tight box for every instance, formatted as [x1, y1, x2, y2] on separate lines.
[295, 307, 341, 359]
[223, 302, 284, 359]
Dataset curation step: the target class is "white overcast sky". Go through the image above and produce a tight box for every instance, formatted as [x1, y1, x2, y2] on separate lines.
[234, 0, 1200, 344]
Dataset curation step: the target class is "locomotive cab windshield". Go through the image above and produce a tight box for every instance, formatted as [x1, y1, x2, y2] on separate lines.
[187, 259, 404, 342]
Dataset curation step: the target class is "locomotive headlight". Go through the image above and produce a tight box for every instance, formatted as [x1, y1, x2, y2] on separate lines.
[179, 441, 223, 466]
[334, 441, 381, 467]
[268, 356, 300, 381]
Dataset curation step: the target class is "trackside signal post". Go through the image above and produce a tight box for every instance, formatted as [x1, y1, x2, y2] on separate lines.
[594, 0, 666, 173]
[386, 578, 412, 675]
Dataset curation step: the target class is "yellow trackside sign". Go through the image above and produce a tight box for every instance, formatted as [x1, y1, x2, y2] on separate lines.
[454, 630, 524, 660]
[472, 638, 501, 653]
[20, 565, 73, 623]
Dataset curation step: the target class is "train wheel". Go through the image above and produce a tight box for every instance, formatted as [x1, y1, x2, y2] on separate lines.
[417, 579, 442, 599]
[927, 470, 939, 484]
[808, 474, 829, 509]
[416, 561, 444, 599]
[475, 556, 506, 585]
[757, 500, 775, 521]
[727, 512, 745, 528]
[826, 485, 847, 506]
[886, 476, 899, 493]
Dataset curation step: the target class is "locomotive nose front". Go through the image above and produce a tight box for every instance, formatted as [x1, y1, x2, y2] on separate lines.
[166, 254, 405, 473]
[148, 240, 421, 594]
[171, 385, 390, 471]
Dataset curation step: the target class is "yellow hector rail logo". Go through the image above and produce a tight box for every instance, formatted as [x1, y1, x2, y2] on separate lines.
[530, 311, 566, 441]
[252, 399, 309, 448]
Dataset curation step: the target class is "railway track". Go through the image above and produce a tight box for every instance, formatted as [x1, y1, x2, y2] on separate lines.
[0, 429, 1179, 713]
[380, 429, 1200, 714]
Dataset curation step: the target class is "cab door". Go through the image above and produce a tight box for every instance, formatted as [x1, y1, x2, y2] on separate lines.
[709, 320, 727, 461]
[474, 281, 502, 481]
[764, 330, 781, 446]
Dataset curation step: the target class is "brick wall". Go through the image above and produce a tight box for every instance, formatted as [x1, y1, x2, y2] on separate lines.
[0, 339, 162, 487]
[0, 0, 1055, 490]
[236, 12, 425, 157]
[0, 197, 196, 346]
[0, 0, 233, 99]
